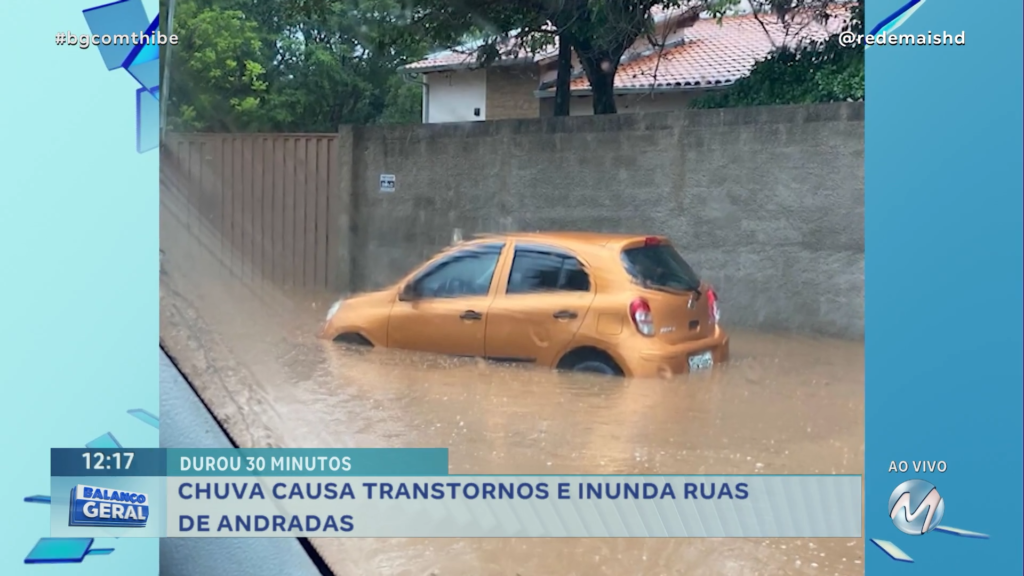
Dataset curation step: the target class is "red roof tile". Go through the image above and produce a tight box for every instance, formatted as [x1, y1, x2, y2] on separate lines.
[402, 50, 479, 71]
[403, 6, 851, 92]
[576, 11, 848, 91]
[402, 30, 558, 72]
[403, 7, 684, 72]
[402, 7, 679, 72]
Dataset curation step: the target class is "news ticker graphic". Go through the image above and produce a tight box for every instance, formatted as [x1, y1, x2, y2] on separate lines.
[23, 412, 160, 564]
[50, 448, 862, 538]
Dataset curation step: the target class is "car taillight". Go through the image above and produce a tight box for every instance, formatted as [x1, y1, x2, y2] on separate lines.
[629, 297, 655, 336]
[707, 288, 720, 324]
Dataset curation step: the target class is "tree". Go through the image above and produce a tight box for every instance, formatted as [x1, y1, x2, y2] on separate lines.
[744, 0, 835, 47]
[690, 1, 864, 108]
[166, 0, 430, 132]
[564, 1, 662, 115]
[165, 3, 270, 131]
[265, 0, 431, 128]
[553, 31, 573, 116]
[401, 0, 732, 115]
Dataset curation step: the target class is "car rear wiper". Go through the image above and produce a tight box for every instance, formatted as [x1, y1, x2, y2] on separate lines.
[636, 278, 699, 295]
[656, 274, 701, 295]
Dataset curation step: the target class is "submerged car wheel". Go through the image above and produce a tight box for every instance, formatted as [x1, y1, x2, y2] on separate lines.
[572, 360, 620, 375]
[559, 348, 624, 377]
[332, 333, 373, 348]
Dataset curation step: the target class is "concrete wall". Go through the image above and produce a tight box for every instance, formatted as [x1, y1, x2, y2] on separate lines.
[539, 90, 713, 117]
[343, 102, 864, 338]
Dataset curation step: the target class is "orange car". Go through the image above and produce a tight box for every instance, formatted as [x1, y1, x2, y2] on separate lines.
[320, 232, 729, 378]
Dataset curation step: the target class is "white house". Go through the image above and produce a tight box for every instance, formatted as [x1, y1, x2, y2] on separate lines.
[399, 4, 848, 123]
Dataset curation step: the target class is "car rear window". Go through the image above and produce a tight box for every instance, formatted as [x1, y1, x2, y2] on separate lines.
[621, 244, 701, 292]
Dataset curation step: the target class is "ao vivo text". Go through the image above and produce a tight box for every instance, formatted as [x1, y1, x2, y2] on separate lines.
[888, 460, 947, 473]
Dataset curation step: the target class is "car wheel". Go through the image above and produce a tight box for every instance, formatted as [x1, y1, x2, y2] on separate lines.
[332, 333, 373, 348]
[557, 348, 625, 377]
[571, 360, 619, 375]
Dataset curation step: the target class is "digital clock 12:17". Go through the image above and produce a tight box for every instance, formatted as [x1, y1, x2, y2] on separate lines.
[82, 451, 135, 471]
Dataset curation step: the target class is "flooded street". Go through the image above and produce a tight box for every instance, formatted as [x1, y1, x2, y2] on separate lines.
[159, 210, 864, 575]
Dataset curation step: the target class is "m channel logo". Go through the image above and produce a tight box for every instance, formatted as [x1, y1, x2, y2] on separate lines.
[68, 484, 149, 528]
[889, 478, 944, 535]
[874, 475, 991, 563]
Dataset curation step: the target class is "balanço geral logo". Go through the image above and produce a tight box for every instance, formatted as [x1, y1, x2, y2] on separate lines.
[69, 484, 150, 529]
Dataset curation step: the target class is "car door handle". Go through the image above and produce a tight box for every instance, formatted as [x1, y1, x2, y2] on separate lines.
[552, 310, 578, 320]
[460, 310, 483, 320]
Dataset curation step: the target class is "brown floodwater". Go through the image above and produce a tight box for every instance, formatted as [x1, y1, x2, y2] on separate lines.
[159, 196, 865, 575]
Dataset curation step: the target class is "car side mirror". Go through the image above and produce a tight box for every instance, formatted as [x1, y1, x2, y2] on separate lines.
[398, 283, 418, 302]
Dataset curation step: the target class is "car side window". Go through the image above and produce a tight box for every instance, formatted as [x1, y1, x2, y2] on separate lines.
[506, 248, 591, 294]
[413, 246, 501, 299]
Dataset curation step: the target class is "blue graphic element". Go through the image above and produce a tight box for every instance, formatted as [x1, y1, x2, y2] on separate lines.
[22, 407, 158, 563]
[7, 0, 159, 569]
[86, 432, 123, 449]
[869, 0, 926, 36]
[128, 58, 160, 94]
[871, 539, 914, 563]
[24, 538, 95, 564]
[123, 16, 161, 92]
[82, 0, 149, 70]
[137, 87, 160, 153]
[83, 0, 160, 153]
[866, 0, 1023, 572]
[935, 526, 991, 540]
[127, 409, 160, 429]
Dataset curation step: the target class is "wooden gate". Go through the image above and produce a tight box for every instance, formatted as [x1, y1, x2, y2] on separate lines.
[162, 134, 340, 291]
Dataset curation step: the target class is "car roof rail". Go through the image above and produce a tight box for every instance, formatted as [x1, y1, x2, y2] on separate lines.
[468, 232, 505, 241]
[445, 231, 508, 247]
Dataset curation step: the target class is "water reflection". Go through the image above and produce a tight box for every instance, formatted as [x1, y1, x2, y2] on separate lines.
[159, 207, 864, 575]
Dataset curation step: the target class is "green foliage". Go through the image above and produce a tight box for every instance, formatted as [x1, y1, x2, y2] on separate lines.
[167, 4, 269, 131]
[167, 0, 428, 132]
[166, 0, 865, 129]
[690, 2, 864, 109]
[377, 77, 424, 124]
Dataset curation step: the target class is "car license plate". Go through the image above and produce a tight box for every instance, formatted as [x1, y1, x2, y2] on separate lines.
[688, 351, 713, 372]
